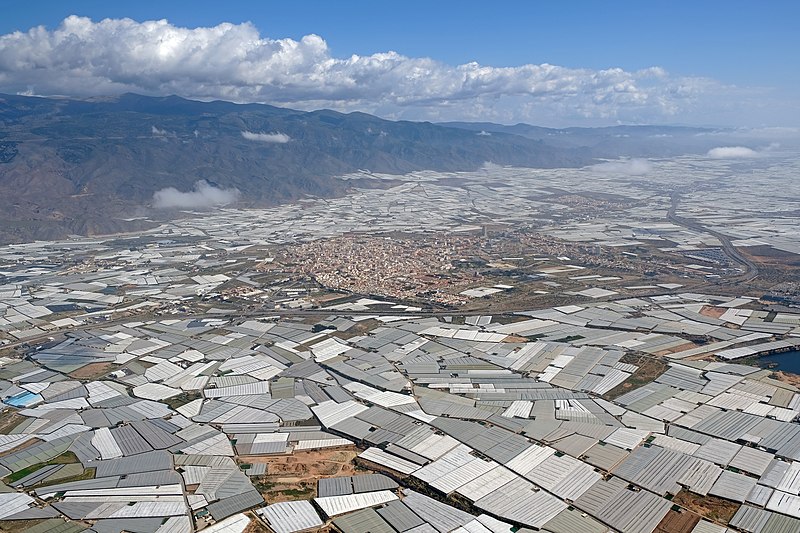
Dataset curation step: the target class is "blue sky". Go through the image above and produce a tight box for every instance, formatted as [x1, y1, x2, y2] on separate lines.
[0, 0, 797, 127]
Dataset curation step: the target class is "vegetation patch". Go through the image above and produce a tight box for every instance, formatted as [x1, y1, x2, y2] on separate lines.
[2, 451, 81, 483]
[604, 354, 669, 400]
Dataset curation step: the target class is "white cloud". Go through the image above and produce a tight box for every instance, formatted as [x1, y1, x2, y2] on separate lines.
[152, 180, 239, 209]
[591, 158, 652, 175]
[241, 131, 291, 143]
[706, 146, 760, 159]
[0, 16, 791, 126]
[151, 125, 174, 137]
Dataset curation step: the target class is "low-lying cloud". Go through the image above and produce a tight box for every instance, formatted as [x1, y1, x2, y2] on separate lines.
[151, 125, 176, 138]
[707, 146, 760, 159]
[241, 131, 291, 143]
[152, 180, 240, 209]
[591, 158, 652, 175]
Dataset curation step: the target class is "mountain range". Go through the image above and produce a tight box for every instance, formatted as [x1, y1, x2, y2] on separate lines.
[0, 92, 742, 242]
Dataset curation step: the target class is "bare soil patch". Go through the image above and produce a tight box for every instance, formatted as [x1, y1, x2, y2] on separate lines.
[699, 306, 727, 319]
[604, 354, 669, 400]
[770, 371, 800, 388]
[673, 489, 740, 524]
[654, 341, 698, 357]
[655, 509, 701, 533]
[0, 412, 26, 435]
[248, 448, 372, 504]
[68, 362, 113, 380]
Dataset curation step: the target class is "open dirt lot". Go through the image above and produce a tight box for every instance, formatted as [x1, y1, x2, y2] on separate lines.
[247, 447, 373, 503]
[604, 354, 669, 399]
[673, 489, 740, 524]
[68, 362, 113, 380]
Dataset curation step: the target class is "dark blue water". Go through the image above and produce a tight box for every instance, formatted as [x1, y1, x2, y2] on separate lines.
[756, 349, 800, 374]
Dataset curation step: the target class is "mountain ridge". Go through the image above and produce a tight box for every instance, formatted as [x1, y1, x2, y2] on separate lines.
[0, 93, 731, 242]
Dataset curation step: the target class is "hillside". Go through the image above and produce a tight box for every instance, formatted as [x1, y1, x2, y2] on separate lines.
[0, 93, 599, 242]
[0, 93, 733, 243]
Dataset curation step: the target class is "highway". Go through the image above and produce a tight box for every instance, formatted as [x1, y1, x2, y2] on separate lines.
[668, 192, 759, 281]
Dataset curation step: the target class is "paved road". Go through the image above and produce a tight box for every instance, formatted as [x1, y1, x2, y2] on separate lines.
[668, 192, 759, 281]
